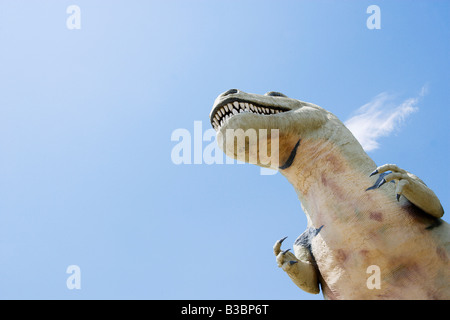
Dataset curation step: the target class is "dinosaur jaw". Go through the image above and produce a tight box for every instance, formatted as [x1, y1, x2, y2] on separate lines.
[209, 90, 306, 133]
[210, 98, 290, 132]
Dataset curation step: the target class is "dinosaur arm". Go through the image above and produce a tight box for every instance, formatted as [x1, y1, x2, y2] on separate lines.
[371, 164, 444, 218]
[273, 237, 320, 294]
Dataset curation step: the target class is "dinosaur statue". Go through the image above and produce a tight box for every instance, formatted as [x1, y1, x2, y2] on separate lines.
[209, 89, 449, 300]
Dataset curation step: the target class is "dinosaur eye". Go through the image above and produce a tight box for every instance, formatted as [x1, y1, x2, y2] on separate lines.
[265, 91, 288, 97]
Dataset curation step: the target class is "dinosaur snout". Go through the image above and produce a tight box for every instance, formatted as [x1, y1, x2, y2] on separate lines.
[221, 88, 240, 97]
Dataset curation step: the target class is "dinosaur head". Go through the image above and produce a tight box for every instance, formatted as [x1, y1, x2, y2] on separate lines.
[209, 89, 332, 169]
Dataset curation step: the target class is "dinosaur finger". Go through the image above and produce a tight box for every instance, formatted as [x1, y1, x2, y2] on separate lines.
[395, 179, 409, 201]
[377, 172, 409, 189]
[384, 172, 408, 183]
[373, 164, 407, 175]
[273, 236, 288, 255]
[277, 250, 298, 268]
[383, 172, 401, 182]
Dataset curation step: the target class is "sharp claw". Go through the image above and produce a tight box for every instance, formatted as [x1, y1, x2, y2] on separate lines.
[366, 172, 391, 191]
[369, 169, 379, 177]
[377, 178, 387, 188]
[396, 194, 401, 202]
[278, 236, 288, 244]
[282, 249, 291, 255]
[289, 261, 298, 266]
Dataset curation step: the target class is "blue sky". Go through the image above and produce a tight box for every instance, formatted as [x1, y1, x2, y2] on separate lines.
[0, 1, 448, 299]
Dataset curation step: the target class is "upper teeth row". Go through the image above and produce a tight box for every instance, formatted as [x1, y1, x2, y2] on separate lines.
[212, 101, 282, 129]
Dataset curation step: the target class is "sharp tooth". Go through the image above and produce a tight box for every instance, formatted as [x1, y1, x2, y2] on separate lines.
[213, 119, 219, 127]
[232, 108, 238, 115]
[218, 109, 223, 116]
[240, 109, 244, 113]
[233, 101, 240, 109]
[250, 105, 256, 111]
[220, 119, 223, 125]
[228, 103, 234, 111]
[244, 103, 250, 111]
[257, 107, 262, 113]
[239, 102, 245, 109]
[270, 109, 275, 113]
[224, 105, 229, 112]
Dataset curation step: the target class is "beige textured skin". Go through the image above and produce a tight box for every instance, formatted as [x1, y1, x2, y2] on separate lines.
[210, 89, 449, 300]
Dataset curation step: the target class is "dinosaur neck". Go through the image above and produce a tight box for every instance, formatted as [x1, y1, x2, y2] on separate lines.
[280, 134, 376, 226]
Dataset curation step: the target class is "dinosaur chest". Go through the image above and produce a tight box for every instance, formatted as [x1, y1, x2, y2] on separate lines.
[306, 201, 449, 299]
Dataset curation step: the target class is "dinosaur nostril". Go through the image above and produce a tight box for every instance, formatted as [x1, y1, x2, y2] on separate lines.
[222, 89, 239, 96]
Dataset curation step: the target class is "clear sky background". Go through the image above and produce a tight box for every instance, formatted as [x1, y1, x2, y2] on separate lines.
[0, 1, 448, 299]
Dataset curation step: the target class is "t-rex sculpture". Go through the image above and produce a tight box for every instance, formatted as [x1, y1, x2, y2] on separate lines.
[209, 89, 449, 300]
